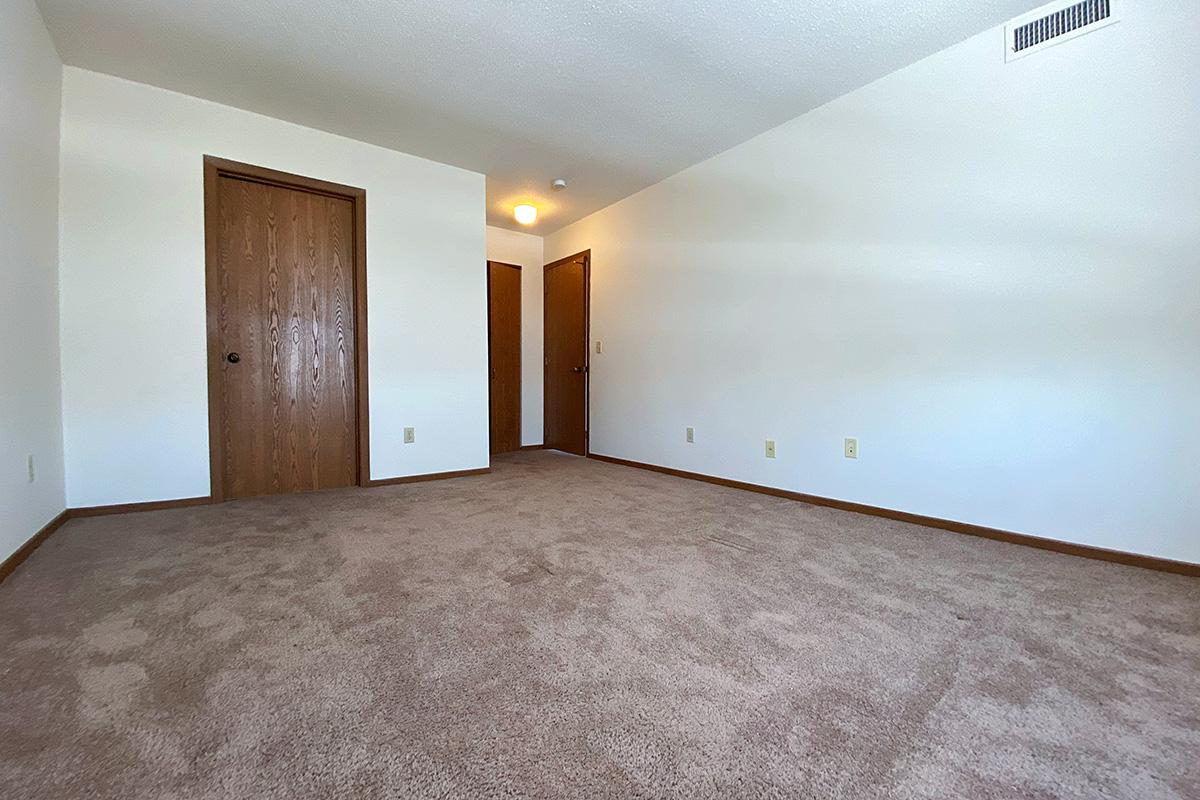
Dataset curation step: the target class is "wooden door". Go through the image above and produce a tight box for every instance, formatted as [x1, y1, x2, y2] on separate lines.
[488, 261, 522, 453]
[543, 251, 589, 455]
[209, 167, 361, 499]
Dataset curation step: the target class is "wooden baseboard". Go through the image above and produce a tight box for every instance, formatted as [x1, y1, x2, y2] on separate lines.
[366, 467, 490, 487]
[587, 453, 1200, 577]
[0, 510, 71, 584]
[3, 498, 213, 584]
[1, 468, 496, 585]
[70, 496, 214, 518]
[519, 444, 546, 451]
[12, 456, 1190, 582]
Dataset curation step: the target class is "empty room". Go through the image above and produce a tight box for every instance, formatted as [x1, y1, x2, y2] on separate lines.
[2, 0, 1197, 797]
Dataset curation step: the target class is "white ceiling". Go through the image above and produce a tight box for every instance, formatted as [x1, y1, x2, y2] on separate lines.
[37, 0, 1042, 234]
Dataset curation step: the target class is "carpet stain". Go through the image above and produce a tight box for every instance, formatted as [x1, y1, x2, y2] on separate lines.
[503, 561, 556, 585]
[78, 662, 148, 724]
[82, 614, 149, 654]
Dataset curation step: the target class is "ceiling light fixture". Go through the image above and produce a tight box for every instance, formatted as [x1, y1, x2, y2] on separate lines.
[551, 178, 567, 191]
[514, 204, 537, 225]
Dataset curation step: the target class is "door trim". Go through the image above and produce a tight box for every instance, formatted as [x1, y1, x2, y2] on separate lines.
[202, 156, 370, 502]
[542, 250, 590, 456]
[487, 260, 523, 453]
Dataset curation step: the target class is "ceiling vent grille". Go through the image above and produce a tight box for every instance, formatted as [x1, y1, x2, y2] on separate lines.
[1005, 0, 1119, 62]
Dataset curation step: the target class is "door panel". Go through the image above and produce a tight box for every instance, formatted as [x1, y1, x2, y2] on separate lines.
[488, 261, 522, 454]
[215, 175, 357, 498]
[543, 253, 588, 455]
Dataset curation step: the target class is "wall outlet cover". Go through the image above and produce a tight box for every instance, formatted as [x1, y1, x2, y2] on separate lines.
[686, 427, 694, 443]
[844, 437, 858, 459]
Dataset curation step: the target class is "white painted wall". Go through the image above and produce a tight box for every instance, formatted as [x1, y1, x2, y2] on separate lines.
[546, 1, 1200, 564]
[59, 68, 488, 507]
[486, 226, 544, 446]
[1, 1, 66, 559]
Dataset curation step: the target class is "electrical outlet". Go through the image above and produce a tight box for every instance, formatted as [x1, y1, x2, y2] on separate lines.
[27, 455, 36, 483]
[844, 437, 858, 459]
[686, 427, 694, 443]
[595, 340, 603, 354]
[765, 440, 776, 459]
[403, 427, 415, 444]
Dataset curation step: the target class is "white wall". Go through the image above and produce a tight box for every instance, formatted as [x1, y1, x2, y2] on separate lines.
[1, 1, 66, 558]
[546, 1, 1200, 564]
[486, 226, 544, 446]
[59, 68, 488, 507]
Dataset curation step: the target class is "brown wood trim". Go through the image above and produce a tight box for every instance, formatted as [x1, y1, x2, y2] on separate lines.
[70, 496, 214, 518]
[543, 252, 589, 273]
[203, 156, 370, 500]
[543, 250, 591, 456]
[487, 260, 523, 453]
[519, 444, 546, 450]
[203, 159, 223, 500]
[203, 157, 366, 201]
[0, 510, 70, 584]
[365, 467, 490, 487]
[587, 453, 1200, 577]
[354, 187, 370, 486]
[2, 497, 210, 584]
[0, 464, 489, 583]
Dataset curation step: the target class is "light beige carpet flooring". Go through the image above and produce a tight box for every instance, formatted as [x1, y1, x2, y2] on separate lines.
[1, 450, 1197, 799]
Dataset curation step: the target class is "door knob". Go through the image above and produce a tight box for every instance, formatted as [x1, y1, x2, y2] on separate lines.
[226, 352, 241, 364]
[572, 366, 586, 373]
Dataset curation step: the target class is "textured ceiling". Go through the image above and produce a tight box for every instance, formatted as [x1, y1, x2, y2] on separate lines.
[37, 0, 1043, 233]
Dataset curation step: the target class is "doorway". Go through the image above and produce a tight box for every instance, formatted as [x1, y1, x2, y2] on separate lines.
[203, 156, 369, 501]
[487, 260, 522, 454]
[543, 250, 589, 455]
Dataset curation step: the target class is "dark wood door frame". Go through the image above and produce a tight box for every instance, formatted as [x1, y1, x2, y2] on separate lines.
[543, 250, 590, 456]
[202, 155, 370, 502]
[487, 260, 522, 453]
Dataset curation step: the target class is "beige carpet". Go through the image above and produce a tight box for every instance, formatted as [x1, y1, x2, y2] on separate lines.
[1, 450, 1197, 799]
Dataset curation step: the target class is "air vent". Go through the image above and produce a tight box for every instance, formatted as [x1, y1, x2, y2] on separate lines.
[1005, 0, 1119, 62]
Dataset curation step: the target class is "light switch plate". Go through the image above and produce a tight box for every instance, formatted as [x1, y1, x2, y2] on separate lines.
[765, 440, 776, 458]
[686, 427, 694, 443]
[404, 427, 415, 444]
[844, 437, 858, 459]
